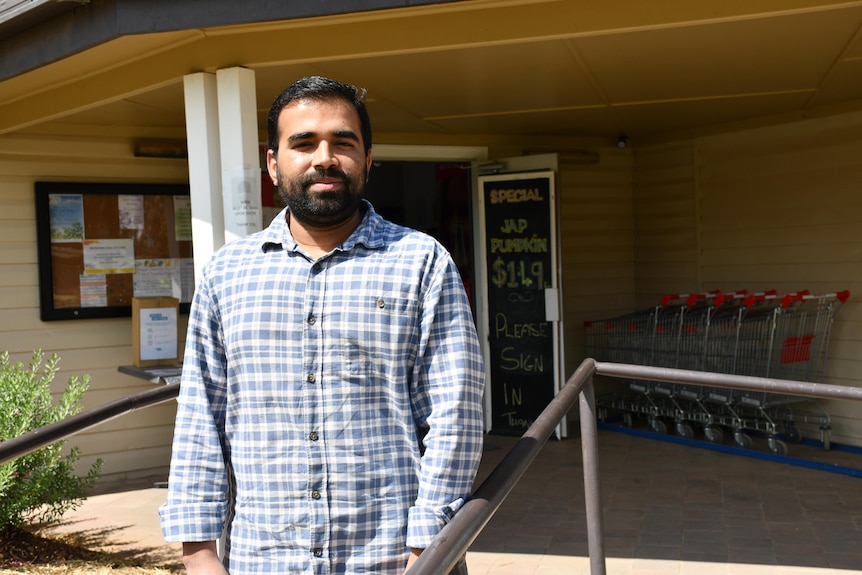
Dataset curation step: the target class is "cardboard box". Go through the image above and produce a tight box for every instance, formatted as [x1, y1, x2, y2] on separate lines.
[132, 297, 180, 367]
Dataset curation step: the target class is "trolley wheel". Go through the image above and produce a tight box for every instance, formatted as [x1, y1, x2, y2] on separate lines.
[648, 417, 668, 435]
[768, 437, 788, 456]
[703, 425, 724, 444]
[733, 431, 753, 449]
[675, 422, 695, 439]
[783, 423, 803, 444]
[623, 412, 634, 428]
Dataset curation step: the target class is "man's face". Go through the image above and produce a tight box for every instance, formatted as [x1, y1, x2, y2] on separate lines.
[266, 97, 372, 227]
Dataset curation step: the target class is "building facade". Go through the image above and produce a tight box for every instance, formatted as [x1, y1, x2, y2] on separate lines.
[1, 0, 860, 486]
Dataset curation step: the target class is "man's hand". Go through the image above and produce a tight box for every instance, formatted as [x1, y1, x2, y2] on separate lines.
[183, 541, 228, 575]
[404, 547, 423, 573]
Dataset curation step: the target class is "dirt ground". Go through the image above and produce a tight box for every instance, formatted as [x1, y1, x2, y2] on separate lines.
[0, 526, 182, 575]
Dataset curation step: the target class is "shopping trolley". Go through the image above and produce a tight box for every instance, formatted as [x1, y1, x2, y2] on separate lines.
[732, 291, 849, 450]
[591, 289, 849, 454]
[585, 304, 664, 429]
[591, 292, 728, 437]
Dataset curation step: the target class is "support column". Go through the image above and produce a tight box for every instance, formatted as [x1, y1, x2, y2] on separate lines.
[183, 72, 225, 283]
[216, 67, 262, 244]
[182, 67, 260, 563]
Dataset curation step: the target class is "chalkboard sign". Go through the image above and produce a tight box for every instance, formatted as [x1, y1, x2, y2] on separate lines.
[480, 172, 558, 435]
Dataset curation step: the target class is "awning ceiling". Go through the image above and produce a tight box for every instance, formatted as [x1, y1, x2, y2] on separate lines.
[1, 0, 861, 146]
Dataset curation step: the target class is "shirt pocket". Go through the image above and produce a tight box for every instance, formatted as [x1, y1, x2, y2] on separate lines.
[330, 294, 419, 380]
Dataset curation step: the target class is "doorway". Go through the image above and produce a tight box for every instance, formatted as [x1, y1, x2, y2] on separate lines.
[364, 160, 475, 309]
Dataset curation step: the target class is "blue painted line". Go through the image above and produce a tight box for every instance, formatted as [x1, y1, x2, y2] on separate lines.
[798, 436, 862, 455]
[598, 422, 862, 479]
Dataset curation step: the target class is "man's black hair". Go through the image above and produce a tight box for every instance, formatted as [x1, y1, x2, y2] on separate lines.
[266, 76, 372, 156]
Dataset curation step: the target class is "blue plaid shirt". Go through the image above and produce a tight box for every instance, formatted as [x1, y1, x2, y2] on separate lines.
[159, 201, 485, 574]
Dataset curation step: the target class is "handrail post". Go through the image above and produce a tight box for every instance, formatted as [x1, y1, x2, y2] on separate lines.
[579, 376, 607, 575]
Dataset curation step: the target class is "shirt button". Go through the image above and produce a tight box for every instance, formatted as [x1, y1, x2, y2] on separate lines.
[306, 373, 316, 383]
[313, 548, 323, 557]
[309, 431, 319, 441]
[311, 490, 321, 499]
[377, 298, 385, 308]
[307, 315, 316, 325]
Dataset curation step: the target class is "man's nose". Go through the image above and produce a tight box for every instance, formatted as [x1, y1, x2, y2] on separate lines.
[312, 141, 337, 169]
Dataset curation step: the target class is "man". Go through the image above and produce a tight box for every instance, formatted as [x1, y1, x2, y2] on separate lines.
[159, 76, 485, 575]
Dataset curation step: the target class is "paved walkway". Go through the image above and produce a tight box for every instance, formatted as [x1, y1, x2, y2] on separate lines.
[44, 429, 862, 574]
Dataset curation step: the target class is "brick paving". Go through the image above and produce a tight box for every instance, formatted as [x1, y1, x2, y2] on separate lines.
[468, 431, 862, 574]
[47, 429, 862, 574]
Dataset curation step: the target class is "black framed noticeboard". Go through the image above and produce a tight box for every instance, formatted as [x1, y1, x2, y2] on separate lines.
[479, 171, 560, 436]
[35, 182, 194, 321]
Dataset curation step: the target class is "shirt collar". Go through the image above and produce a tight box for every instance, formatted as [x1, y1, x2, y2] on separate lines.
[260, 199, 386, 253]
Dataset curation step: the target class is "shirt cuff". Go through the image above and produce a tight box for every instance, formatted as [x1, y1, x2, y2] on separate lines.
[159, 500, 227, 542]
[406, 497, 467, 548]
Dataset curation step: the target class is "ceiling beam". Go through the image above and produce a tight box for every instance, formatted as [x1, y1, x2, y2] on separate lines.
[0, 0, 463, 81]
[3, 0, 862, 135]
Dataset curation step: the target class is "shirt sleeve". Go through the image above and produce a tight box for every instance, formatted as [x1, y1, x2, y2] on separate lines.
[159, 273, 231, 543]
[406, 253, 485, 548]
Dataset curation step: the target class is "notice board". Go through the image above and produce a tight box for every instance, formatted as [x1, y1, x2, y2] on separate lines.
[479, 171, 560, 435]
[35, 182, 194, 321]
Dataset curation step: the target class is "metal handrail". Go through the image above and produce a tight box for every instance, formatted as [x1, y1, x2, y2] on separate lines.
[410, 358, 606, 575]
[596, 362, 862, 402]
[3, 360, 862, 575]
[411, 359, 862, 575]
[0, 383, 179, 465]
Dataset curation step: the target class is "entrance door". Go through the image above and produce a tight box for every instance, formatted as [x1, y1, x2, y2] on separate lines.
[364, 160, 476, 307]
[473, 154, 564, 437]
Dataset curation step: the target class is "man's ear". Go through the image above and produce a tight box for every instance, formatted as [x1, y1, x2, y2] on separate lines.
[365, 149, 373, 182]
[266, 149, 279, 185]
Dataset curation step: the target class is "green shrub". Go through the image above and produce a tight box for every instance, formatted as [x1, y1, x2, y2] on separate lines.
[0, 350, 103, 528]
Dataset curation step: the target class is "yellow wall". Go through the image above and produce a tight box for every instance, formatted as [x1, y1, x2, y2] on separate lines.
[3, 107, 861, 489]
[0, 131, 189, 488]
[632, 111, 862, 446]
[558, 149, 636, 377]
[632, 141, 700, 304]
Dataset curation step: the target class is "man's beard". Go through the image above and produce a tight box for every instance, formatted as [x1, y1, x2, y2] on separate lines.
[278, 165, 366, 227]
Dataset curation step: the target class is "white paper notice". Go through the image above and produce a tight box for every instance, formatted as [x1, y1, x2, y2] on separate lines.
[173, 195, 193, 241]
[134, 259, 181, 299]
[79, 273, 108, 307]
[180, 258, 195, 303]
[223, 166, 262, 240]
[139, 307, 178, 361]
[83, 238, 135, 274]
[118, 195, 145, 230]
